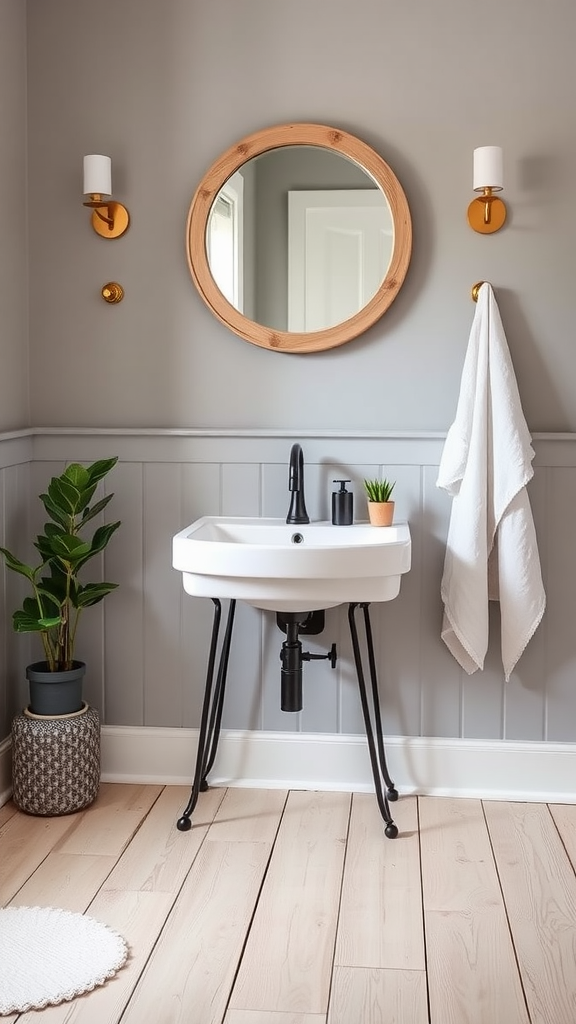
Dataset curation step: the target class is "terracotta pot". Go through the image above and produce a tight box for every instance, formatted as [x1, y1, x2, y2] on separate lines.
[367, 501, 395, 527]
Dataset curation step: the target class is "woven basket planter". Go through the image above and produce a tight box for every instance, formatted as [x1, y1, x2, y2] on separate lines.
[12, 704, 100, 816]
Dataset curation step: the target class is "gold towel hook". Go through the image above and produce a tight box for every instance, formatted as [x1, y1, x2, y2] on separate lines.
[471, 281, 486, 303]
[101, 282, 124, 304]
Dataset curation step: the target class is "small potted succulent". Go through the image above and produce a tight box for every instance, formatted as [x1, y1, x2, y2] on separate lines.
[363, 477, 396, 526]
[0, 457, 121, 716]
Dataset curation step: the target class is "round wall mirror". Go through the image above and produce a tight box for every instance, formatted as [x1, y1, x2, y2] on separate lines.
[186, 123, 412, 354]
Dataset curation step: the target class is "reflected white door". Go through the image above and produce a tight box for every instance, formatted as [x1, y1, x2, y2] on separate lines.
[288, 189, 392, 331]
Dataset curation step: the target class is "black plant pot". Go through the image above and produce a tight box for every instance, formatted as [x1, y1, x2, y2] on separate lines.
[26, 661, 86, 717]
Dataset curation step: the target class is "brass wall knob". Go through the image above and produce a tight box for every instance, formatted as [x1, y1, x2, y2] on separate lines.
[101, 282, 124, 304]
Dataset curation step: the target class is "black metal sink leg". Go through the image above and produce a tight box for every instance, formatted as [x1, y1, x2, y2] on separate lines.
[348, 602, 399, 838]
[177, 598, 236, 831]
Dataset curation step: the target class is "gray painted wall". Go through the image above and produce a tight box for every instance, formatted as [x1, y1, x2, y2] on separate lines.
[0, 0, 28, 431]
[24, 0, 576, 432]
[1, 3, 576, 750]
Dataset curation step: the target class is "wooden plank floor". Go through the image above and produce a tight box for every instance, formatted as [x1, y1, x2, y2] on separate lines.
[2, 784, 576, 1023]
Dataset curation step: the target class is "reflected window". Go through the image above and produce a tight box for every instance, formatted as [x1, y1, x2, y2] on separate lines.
[207, 171, 244, 310]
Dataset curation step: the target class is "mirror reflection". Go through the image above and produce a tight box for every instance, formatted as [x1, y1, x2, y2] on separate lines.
[186, 124, 412, 354]
[206, 147, 392, 333]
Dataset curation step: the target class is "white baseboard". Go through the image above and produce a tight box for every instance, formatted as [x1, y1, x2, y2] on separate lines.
[3, 725, 575, 806]
[99, 726, 576, 804]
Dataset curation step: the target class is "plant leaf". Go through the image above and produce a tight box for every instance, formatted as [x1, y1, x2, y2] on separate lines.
[62, 463, 91, 490]
[74, 521, 121, 570]
[32, 589, 62, 611]
[85, 457, 119, 485]
[49, 535, 92, 559]
[43, 522, 66, 540]
[13, 608, 61, 633]
[39, 566, 68, 597]
[38, 491, 70, 529]
[64, 482, 98, 515]
[79, 493, 114, 527]
[0, 548, 39, 580]
[76, 582, 119, 607]
[13, 610, 43, 632]
[35, 523, 68, 559]
[363, 477, 395, 503]
[47, 476, 82, 515]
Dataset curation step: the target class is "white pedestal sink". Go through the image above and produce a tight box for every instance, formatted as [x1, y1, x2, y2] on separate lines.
[173, 515, 412, 838]
[172, 516, 411, 612]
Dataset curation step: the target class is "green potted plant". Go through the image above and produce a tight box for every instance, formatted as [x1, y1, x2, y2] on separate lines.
[0, 457, 121, 716]
[363, 477, 396, 526]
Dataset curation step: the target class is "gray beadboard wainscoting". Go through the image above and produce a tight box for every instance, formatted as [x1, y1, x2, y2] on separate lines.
[1, 429, 576, 750]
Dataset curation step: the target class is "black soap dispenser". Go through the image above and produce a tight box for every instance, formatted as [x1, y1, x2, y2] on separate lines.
[332, 479, 353, 526]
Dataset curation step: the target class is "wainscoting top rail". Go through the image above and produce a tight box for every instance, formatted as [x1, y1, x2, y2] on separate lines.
[3, 427, 576, 442]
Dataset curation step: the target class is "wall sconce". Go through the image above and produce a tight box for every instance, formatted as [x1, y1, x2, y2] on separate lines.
[82, 155, 130, 239]
[467, 146, 507, 234]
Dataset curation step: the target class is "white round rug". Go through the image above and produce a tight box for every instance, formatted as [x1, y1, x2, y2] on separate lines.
[0, 905, 129, 1015]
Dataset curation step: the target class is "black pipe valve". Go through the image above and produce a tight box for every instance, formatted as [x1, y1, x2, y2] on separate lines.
[302, 643, 337, 669]
[280, 632, 338, 713]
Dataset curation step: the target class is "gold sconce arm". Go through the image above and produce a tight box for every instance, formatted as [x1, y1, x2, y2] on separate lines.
[467, 187, 507, 234]
[83, 193, 130, 239]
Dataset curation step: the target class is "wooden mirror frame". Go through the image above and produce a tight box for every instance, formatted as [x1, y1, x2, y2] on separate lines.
[186, 123, 412, 354]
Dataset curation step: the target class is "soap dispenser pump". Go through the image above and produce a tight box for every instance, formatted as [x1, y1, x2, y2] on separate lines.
[332, 480, 353, 526]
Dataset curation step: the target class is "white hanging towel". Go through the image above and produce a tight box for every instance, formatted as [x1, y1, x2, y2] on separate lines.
[437, 283, 545, 681]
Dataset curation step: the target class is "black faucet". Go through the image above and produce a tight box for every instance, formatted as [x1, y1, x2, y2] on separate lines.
[286, 443, 310, 524]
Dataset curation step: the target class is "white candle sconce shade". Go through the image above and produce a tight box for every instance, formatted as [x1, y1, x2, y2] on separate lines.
[467, 145, 507, 234]
[82, 154, 130, 239]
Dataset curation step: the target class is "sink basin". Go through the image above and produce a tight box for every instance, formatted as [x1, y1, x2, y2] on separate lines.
[173, 516, 411, 612]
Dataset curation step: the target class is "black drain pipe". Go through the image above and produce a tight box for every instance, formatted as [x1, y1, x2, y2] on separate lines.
[280, 618, 303, 712]
[279, 611, 338, 712]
